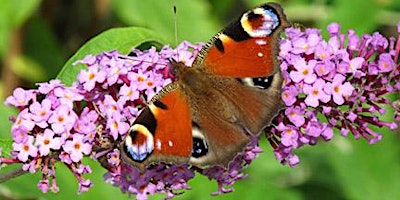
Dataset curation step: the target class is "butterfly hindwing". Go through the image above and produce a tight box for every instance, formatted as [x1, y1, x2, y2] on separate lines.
[185, 72, 283, 167]
[210, 72, 283, 135]
[121, 84, 193, 170]
[189, 111, 250, 167]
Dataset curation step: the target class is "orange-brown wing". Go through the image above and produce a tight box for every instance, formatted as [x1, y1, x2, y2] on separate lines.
[188, 73, 283, 168]
[121, 84, 192, 171]
[203, 36, 277, 77]
[189, 109, 251, 167]
[193, 2, 289, 78]
[185, 3, 289, 167]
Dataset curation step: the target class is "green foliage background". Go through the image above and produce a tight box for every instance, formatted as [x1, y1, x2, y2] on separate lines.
[0, 0, 399, 199]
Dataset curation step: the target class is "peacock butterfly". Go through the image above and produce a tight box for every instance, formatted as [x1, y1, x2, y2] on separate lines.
[120, 2, 290, 170]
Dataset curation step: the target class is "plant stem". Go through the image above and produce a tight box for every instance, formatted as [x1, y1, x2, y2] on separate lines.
[0, 167, 28, 183]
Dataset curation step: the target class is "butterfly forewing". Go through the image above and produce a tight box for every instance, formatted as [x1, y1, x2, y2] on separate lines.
[193, 2, 289, 79]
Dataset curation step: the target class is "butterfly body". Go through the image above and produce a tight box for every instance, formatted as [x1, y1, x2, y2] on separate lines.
[121, 2, 289, 170]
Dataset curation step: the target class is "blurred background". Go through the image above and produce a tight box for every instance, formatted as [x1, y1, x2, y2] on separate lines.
[0, 0, 399, 199]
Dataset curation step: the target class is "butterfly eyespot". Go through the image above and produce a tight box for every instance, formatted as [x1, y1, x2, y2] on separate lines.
[191, 122, 209, 158]
[241, 6, 280, 37]
[124, 124, 154, 162]
[252, 76, 274, 89]
[191, 136, 208, 158]
[237, 75, 274, 89]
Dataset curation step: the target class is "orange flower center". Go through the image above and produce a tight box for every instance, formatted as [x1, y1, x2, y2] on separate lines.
[137, 76, 145, 82]
[113, 122, 118, 129]
[58, 116, 64, 123]
[89, 73, 95, 80]
[74, 143, 81, 150]
[334, 86, 340, 93]
[40, 110, 46, 117]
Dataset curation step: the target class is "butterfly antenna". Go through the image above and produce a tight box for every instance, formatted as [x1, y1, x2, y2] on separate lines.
[173, 5, 179, 62]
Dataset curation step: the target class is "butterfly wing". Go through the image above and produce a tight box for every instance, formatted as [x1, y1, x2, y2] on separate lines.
[121, 84, 193, 170]
[193, 2, 288, 134]
[194, 2, 289, 78]
[186, 72, 283, 167]
[186, 3, 288, 167]
[189, 107, 250, 167]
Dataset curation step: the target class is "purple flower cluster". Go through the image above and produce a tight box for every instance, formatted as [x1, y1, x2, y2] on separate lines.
[265, 23, 400, 166]
[2, 42, 219, 199]
[5, 80, 93, 192]
[199, 136, 263, 195]
[1, 22, 399, 200]
[104, 160, 195, 199]
[101, 137, 263, 199]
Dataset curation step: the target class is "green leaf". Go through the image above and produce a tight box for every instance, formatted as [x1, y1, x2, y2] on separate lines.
[0, 104, 16, 137]
[111, 0, 219, 44]
[0, 0, 41, 57]
[0, 0, 41, 28]
[57, 27, 165, 86]
[0, 139, 13, 158]
[0, 103, 16, 158]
